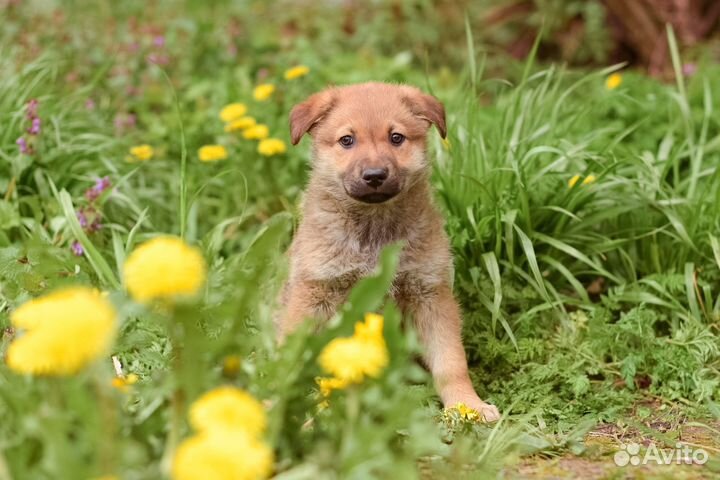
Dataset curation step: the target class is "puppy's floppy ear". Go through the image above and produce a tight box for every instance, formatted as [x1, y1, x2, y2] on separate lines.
[289, 90, 335, 145]
[401, 87, 447, 139]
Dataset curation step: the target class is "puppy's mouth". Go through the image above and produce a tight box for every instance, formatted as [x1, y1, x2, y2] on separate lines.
[354, 191, 398, 204]
[343, 180, 401, 204]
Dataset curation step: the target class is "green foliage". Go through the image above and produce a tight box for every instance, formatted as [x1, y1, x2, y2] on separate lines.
[1, 1, 719, 479]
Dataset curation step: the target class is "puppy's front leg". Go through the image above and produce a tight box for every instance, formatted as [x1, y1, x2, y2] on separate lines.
[409, 285, 500, 422]
[277, 280, 340, 340]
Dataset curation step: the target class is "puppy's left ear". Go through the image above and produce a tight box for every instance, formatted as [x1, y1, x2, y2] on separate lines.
[289, 90, 335, 145]
[401, 88, 447, 139]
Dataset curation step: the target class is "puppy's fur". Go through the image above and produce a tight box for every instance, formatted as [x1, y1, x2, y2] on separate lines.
[278, 82, 500, 421]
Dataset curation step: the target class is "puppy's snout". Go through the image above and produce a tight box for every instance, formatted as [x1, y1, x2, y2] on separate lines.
[361, 167, 388, 188]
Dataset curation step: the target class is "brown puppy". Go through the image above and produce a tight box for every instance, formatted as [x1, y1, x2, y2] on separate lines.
[278, 82, 500, 422]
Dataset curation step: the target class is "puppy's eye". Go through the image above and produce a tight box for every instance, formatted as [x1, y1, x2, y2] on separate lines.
[390, 132, 405, 146]
[338, 135, 354, 148]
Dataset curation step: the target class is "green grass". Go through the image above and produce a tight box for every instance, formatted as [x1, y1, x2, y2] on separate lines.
[1, 2, 719, 479]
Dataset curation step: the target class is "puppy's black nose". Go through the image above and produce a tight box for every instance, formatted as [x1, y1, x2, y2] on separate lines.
[362, 168, 388, 188]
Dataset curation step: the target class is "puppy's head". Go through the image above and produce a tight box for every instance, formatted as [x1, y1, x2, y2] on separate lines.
[290, 82, 446, 204]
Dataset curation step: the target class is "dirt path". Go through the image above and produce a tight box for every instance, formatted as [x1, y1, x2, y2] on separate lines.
[513, 415, 720, 479]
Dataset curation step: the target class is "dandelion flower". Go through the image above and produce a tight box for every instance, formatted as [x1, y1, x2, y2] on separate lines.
[172, 430, 273, 480]
[568, 174, 596, 188]
[253, 84, 275, 101]
[223, 116, 256, 133]
[316, 376, 349, 397]
[219, 103, 248, 123]
[111, 373, 139, 393]
[198, 145, 228, 162]
[284, 65, 310, 80]
[189, 386, 266, 436]
[123, 236, 206, 303]
[257, 138, 286, 156]
[605, 73, 622, 90]
[318, 314, 388, 383]
[453, 403, 481, 422]
[129, 144, 154, 162]
[242, 124, 269, 140]
[568, 174, 581, 188]
[6, 287, 116, 375]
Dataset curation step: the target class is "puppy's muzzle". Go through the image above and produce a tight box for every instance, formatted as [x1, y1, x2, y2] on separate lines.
[344, 167, 401, 204]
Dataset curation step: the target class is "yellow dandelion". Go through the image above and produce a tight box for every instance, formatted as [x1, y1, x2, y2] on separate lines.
[223, 116, 256, 133]
[219, 103, 248, 123]
[172, 430, 273, 480]
[198, 145, 228, 162]
[242, 124, 269, 140]
[284, 65, 310, 80]
[568, 174, 581, 188]
[189, 386, 266, 436]
[354, 312, 384, 341]
[128, 144, 154, 162]
[318, 314, 388, 383]
[253, 84, 275, 101]
[568, 174, 596, 188]
[123, 236, 206, 303]
[222, 355, 242, 377]
[257, 138, 286, 156]
[453, 403, 481, 422]
[605, 73, 622, 90]
[111, 373, 139, 393]
[316, 376, 349, 397]
[6, 287, 116, 376]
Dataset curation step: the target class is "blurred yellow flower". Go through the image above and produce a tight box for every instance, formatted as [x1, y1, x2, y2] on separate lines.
[189, 386, 267, 436]
[129, 144, 154, 162]
[123, 236, 206, 303]
[568, 174, 596, 188]
[253, 84, 275, 101]
[284, 65, 310, 80]
[222, 355, 242, 377]
[354, 312, 384, 341]
[257, 138, 286, 156]
[172, 430, 273, 480]
[223, 116, 256, 133]
[605, 73, 622, 90]
[219, 103, 248, 122]
[243, 124, 269, 140]
[316, 376, 349, 397]
[198, 145, 228, 162]
[6, 287, 116, 375]
[318, 313, 388, 383]
[111, 373, 139, 392]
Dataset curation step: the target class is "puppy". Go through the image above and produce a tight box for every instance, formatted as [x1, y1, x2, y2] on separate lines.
[278, 82, 500, 422]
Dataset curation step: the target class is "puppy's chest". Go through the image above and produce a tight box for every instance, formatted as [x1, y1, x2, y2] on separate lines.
[311, 243, 442, 300]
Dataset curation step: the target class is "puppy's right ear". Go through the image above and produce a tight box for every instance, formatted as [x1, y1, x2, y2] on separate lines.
[289, 91, 335, 145]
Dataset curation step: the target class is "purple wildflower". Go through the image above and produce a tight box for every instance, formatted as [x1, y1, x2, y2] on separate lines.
[71, 241, 84, 256]
[153, 35, 165, 47]
[682, 63, 697, 77]
[85, 99, 96, 110]
[85, 176, 111, 201]
[16, 137, 30, 154]
[26, 99, 39, 119]
[89, 218, 103, 232]
[77, 209, 89, 228]
[28, 117, 41, 135]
